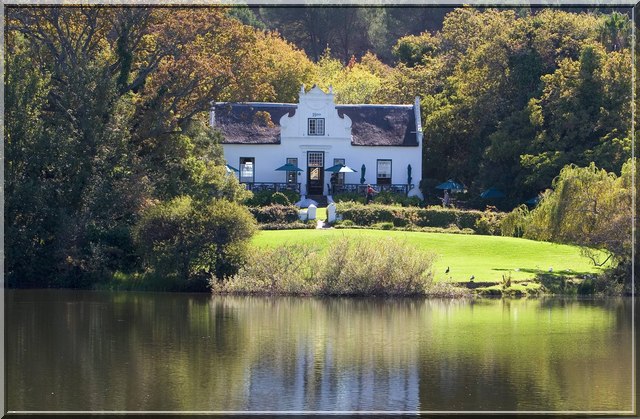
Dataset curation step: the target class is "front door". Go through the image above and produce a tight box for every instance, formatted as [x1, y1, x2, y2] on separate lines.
[307, 151, 324, 195]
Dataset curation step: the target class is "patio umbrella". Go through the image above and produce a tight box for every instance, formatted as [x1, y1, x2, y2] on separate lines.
[480, 187, 506, 199]
[360, 164, 366, 184]
[525, 196, 541, 205]
[407, 164, 412, 185]
[436, 179, 464, 192]
[225, 164, 239, 173]
[325, 163, 357, 173]
[275, 163, 304, 172]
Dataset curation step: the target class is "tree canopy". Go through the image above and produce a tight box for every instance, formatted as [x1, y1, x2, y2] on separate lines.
[6, 7, 312, 288]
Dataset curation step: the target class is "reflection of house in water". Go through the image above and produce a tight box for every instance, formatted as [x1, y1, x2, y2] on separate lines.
[244, 339, 419, 411]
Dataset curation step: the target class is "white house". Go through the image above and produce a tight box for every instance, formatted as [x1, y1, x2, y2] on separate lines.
[210, 85, 423, 201]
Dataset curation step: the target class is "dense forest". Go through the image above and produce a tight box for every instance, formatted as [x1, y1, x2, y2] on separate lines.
[248, 6, 632, 204]
[5, 6, 634, 289]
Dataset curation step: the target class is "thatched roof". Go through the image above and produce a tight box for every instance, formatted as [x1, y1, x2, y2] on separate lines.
[211, 102, 418, 147]
[336, 105, 418, 147]
[212, 103, 296, 144]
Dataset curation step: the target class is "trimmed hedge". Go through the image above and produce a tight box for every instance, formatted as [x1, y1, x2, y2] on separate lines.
[334, 223, 475, 235]
[333, 191, 422, 207]
[249, 204, 299, 224]
[258, 222, 316, 230]
[336, 202, 505, 233]
[244, 190, 300, 207]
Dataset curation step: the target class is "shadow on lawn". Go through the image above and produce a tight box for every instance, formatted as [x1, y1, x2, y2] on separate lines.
[492, 267, 596, 278]
[493, 267, 600, 294]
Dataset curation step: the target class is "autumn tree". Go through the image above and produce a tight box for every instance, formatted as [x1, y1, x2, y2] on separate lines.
[6, 6, 305, 287]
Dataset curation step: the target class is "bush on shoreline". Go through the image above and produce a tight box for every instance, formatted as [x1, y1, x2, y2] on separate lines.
[213, 237, 468, 297]
[134, 197, 257, 290]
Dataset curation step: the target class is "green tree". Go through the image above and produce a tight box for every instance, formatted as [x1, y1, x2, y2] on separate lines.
[598, 11, 630, 52]
[5, 34, 56, 286]
[226, 5, 266, 30]
[521, 44, 631, 191]
[393, 32, 441, 67]
[524, 160, 632, 266]
[392, 8, 630, 204]
[134, 197, 257, 289]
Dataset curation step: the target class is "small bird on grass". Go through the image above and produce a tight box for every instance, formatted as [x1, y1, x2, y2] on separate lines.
[548, 267, 553, 273]
[445, 266, 450, 274]
[469, 275, 475, 282]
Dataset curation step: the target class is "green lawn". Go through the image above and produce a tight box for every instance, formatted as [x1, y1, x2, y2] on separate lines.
[315, 207, 327, 221]
[297, 207, 327, 221]
[252, 229, 607, 283]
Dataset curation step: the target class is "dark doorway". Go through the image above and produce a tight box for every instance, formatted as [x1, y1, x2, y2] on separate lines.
[307, 151, 324, 195]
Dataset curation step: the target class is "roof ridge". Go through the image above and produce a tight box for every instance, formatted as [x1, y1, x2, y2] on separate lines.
[214, 102, 413, 107]
[214, 102, 297, 106]
[335, 104, 413, 108]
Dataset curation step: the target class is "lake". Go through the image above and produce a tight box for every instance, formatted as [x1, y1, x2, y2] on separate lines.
[6, 290, 635, 413]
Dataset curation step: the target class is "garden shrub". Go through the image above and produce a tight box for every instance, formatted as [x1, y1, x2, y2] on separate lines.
[418, 226, 475, 235]
[270, 191, 291, 206]
[474, 209, 505, 235]
[333, 193, 365, 204]
[374, 222, 394, 230]
[404, 196, 424, 207]
[335, 203, 494, 233]
[374, 191, 423, 207]
[243, 190, 271, 207]
[373, 191, 404, 205]
[134, 197, 257, 289]
[259, 222, 316, 230]
[334, 224, 368, 230]
[244, 190, 300, 207]
[249, 204, 299, 224]
[334, 194, 423, 208]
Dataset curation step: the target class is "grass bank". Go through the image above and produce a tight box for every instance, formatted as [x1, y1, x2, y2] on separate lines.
[252, 229, 607, 284]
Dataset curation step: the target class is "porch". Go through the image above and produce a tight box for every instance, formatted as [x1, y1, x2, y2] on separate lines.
[242, 182, 301, 193]
[331, 183, 415, 195]
[240, 182, 415, 196]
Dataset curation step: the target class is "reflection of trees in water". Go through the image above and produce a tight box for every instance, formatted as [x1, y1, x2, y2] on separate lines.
[6, 291, 633, 412]
[415, 297, 632, 411]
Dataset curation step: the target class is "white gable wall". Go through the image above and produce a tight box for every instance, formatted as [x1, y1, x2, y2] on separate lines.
[219, 86, 423, 197]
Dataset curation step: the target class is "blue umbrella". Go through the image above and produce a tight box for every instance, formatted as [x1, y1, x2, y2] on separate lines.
[225, 164, 239, 173]
[275, 163, 304, 172]
[480, 187, 506, 199]
[325, 163, 357, 173]
[525, 196, 541, 205]
[436, 179, 464, 191]
[360, 164, 366, 184]
[407, 164, 412, 185]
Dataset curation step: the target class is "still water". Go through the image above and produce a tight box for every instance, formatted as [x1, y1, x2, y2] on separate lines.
[6, 290, 634, 413]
